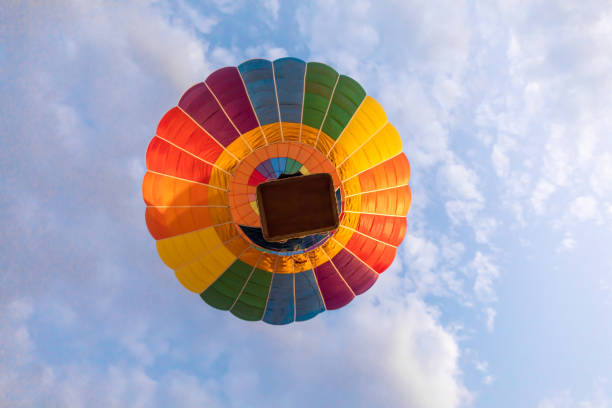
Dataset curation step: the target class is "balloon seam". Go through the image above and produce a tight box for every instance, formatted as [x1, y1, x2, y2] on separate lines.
[314, 75, 340, 150]
[331, 237, 379, 276]
[261, 256, 280, 319]
[298, 64, 307, 143]
[156, 220, 233, 242]
[229, 251, 263, 313]
[204, 81, 254, 152]
[343, 183, 410, 198]
[325, 96, 367, 158]
[203, 244, 252, 294]
[322, 245, 357, 297]
[343, 210, 405, 218]
[335, 120, 389, 169]
[271, 62, 284, 142]
[155, 135, 232, 175]
[339, 225, 398, 248]
[146, 170, 229, 191]
[306, 255, 327, 310]
[236, 66, 269, 145]
[174, 234, 239, 272]
[176, 106, 240, 162]
[341, 152, 406, 184]
[147, 205, 229, 209]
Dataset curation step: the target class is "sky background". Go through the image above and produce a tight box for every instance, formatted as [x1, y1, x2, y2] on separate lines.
[1, 1, 611, 407]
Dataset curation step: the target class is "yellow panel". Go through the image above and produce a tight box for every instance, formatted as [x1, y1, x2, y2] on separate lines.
[300, 125, 319, 147]
[209, 170, 230, 190]
[337, 123, 402, 181]
[340, 211, 360, 231]
[342, 176, 362, 197]
[281, 122, 301, 142]
[174, 268, 203, 293]
[333, 226, 354, 247]
[214, 150, 238, 173]
[291, 253, 311, 273]
[226, 137, 251, 164]
[175, 241, 237, 293]
[258, 252, 279, 272]
[215, 223, 238, 242]
[242, 126, 268, 150]
[260, 123, 283, 144]
[299, 166, 310, 175]
[249, 201, 259, 215]
[306, 247, 327, 268]
[156, 225, 227, 270]
[328, 96, 387, 166]
[344, 196, 364, 213]
[276, 255, 294, 274]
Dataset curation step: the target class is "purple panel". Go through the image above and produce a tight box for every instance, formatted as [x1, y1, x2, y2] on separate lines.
[256, 161, 276, 179]
[178, 83, 240, 147]
[205, 67, 260, 134]
[313, 261, 354, 310]
[332, 249, 378, 295]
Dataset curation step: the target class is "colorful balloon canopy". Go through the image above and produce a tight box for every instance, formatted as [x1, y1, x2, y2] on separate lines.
[143, 58, 411, 324]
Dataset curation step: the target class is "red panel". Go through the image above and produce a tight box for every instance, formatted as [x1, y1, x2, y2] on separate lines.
[156, 107, 223, 164]
[146, 137, 213, 184]
[345, 233, 398, 273]
[248, 170, 268, 186]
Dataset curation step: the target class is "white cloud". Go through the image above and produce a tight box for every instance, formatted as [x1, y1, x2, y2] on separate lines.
[262, 0, 280, 21]
[569, 196, 600, 222]
[558, 233, 577, 252]
[438, 162, 484, 203]
[537, 378, 611, 408]
[471, 252, 499, 303]
[484, 307, 496, 332]
[531, 180, 557, 214]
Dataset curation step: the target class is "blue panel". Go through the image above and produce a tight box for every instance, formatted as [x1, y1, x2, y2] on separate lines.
[278, 157, 287, 174]
[336, 188, 342, 214]
[270, 157, 281, 177]
[273, 57, 306, 123]
[294, 269, 325, 321]
[238, 59, 279, 126]
[263, 273, 295, 325]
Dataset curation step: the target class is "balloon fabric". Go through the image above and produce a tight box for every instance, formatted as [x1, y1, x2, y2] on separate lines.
[143, 58, 411, 324]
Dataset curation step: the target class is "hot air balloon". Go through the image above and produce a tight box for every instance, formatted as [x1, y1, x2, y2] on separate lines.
[143, 58, 411, 324]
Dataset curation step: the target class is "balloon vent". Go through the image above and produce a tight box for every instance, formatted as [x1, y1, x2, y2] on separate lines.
[256, 173, 339, 242]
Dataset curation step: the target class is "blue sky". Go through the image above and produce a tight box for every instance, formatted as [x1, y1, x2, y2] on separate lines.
[1, 1, 611, 407]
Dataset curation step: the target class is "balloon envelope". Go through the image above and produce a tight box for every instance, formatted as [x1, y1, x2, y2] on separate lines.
[143, 58, 411, 324]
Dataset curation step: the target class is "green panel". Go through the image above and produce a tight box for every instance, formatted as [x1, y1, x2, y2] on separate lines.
[302, 62, 339, 130]
[230, 268, 272, 321]
[321, 75, 366, 140]
[200, 260, 253, 310]
[284, 158, 301, 174]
